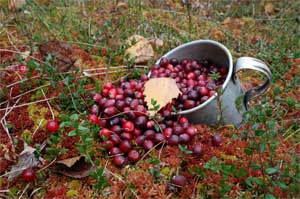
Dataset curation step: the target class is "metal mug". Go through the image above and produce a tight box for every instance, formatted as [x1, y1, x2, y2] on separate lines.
[155, 40, 272, 127]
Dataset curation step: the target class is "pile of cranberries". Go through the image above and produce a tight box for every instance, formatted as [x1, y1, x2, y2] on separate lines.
[88, 78, 199, 167]
[150, 58, 228, 110]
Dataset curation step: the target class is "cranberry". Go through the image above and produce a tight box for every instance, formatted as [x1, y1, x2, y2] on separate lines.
[184, 100, 196, 109]
[144, 129, 155, 139]
[163, 128, 173, 138]
[90, 104, 100, 115]
[46, 120, 59, 133]
[103, 106, 118, 116]
[187, 90, 199, 100]
[22, 168, 36, 182]
[109, 117, 120, 126]
[121, 132, 133, 140]
[98, 119, 107, 128]
[147, 121, 155, 129]
[120, 140, 132, 153]
[143, 140, 154, 151]
[104, 99, 116, 108]
[111, 125, 122, 134]
[170, 58, 179, 65]
[171, 175, 187, 187]
[173, 125, 184, 135]
[116, 100, 126, 111]
[110, 134, 121, 144]
[102, 140, 114, 150]
[179, 117, 189, 125]
[192, 144, 203, 157]
[109, 147, 122, 156]
[128, 150, 140, 162]
[153, 133, 166, 143]
[168, 135, 179, 145]
[159, 57, 169, 67]
[187, 72, 196, 79]
[135, 116, 148, 129]
[136, 135, 146, 146]
[123, 121, 134, 132]
[113, 155, 126, 167]
[108, 88, 118, 99]
[186, 126, 197, 137]
[212, 134, 222, 146]
[18, 64, 29, 74]
[133, 129, 142, 136]
[99, 128, 111, 139]
[93, 93, 102, 103]
[103, 83, 113, 90]
[179, 133, 191, 144]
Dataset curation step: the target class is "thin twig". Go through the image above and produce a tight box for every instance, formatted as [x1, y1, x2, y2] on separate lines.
[37, 158, 57, 173]
[32, 119, 44, 138]
[41, 89, 54, 120]
[18, 183, 30, 199]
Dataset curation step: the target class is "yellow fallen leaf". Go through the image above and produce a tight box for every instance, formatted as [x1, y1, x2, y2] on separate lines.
[143, 78, 181, 115]
[264, 3, 274, 14]
[125, 35, 154, 64]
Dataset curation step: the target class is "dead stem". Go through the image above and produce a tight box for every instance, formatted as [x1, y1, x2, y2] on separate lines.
[41, 88, 54, 120]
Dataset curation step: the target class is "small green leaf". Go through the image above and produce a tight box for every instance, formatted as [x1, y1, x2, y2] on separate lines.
[250, 162, 261, 170]
[78, 125, 89, 133]
[258, 142, 266, 153]
[265, 167, 278, 175]
[68, 130, 77, 137]
[265, 193, 277, 199]
[244, 148, 253, 155]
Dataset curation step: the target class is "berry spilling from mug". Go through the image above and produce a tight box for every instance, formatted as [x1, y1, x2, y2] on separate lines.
[88, 78, 206, 167]
[150, 58, 228, 110]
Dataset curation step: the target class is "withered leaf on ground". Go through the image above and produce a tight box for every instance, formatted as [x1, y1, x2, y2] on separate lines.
[8, 0, 26, 11]
[52, 156, 95, 178]
[8, 143, 40, 181]
[125, 35, 154, 64]
[143, 77, 181, 116]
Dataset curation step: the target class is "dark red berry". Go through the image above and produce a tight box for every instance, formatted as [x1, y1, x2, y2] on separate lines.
[179, 133, 191, 144]
[99, 128, 111, 139]
[103, 106, 118, 116]
[143, 140, 154, 151]
[168, 135, 179, 145]
[22, 168, 36, 182]
[136, 135, 146, 146]
[144, 129, 155, 139]
[192, 144, 203, 157]
[102, 140, 114, 150]
[128, 150, 140, 162]
[18, 64, 29, 74]
[109, 147, 122, 156]
[163, 127, 173, 138]
[171, 175, 187, 187]
[186, 126, 197, 137]
[119, 140, 132, 153]
[113, 155, 126, 167]
[212, 134, 222, 146]
[135, 116, 148, 129]
[153, 133, 166, 143]
[90, 104, 100, 115]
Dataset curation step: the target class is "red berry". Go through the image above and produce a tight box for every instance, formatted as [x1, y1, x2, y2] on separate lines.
[103, 83, 113, 90]
[46, 120, 59, 133]
[128, 150, 140, 162]
[99, 128, 111, 139]
[18, 64, 29, 74]
[199, 87, 209, 96]
[108, 88, 118, 99]
[22, 168, 36, 182]
[143, 140, 154, 151]
[102, 140, 114, 150]
[103, 106, 118, 116]
[171, 175, 187, 187]
[193, 144, 203, 157]
[109, 147, 122, 156]
[93, 93, 102, 103]
[113, 155, 126, 167]
[120, 140, 132, 153]
[144, 129, 155, 139]
[179, 117, 189, 125]
[186, 126, 197, 137]
[87, 114, 99, 124]
[110, 134, 121, 144]
[153, 133, 166, 144]
[212, 134, 222, 146]
[136, 135, 146, 146]
[163, 128, 173, 138]
[122, 121, 134, 132]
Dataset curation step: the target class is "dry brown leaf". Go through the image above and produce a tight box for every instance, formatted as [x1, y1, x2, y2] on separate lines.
[125, 35, 154, 64]
[8, 0, 26, 11]
[53, 156, 95, 178]
[143, 78, 181, 115]
[209, 28, 226, 41]
[56, 155, 83, 168]
[264, 3, 274, 14]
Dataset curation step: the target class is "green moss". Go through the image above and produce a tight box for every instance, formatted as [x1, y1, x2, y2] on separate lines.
[66, 189, 78, 197]
[21, 129, 32, 144]
[69, 180, 80, 190]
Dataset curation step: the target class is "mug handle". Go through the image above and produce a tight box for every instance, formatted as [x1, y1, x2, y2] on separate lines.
[235, 57, 272, 110]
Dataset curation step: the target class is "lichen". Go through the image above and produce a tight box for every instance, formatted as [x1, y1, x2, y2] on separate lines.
[66, 189, 78, 197]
